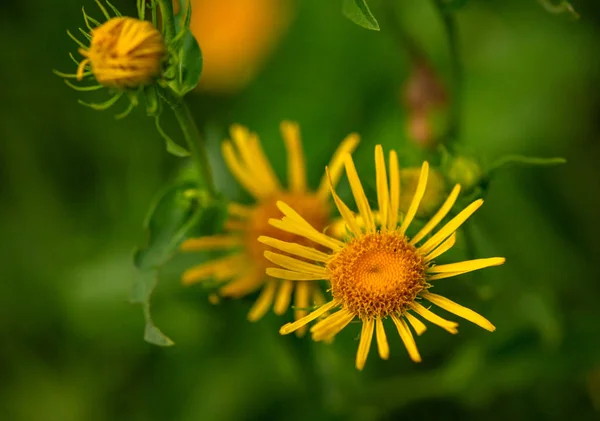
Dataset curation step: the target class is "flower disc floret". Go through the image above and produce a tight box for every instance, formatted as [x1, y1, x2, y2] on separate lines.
[328, 232, 426, 319]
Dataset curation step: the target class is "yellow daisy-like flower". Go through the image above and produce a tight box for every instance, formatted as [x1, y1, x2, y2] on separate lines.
[260, 145, 505, 370]
[180, 122, 359, 333]
[77, 16, 166, 89]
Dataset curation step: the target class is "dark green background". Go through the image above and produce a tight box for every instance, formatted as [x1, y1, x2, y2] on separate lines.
[1, 0, 599, 420]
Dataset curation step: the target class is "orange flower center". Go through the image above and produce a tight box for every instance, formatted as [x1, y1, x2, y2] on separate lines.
[244, 194, 329, 271]
[327, 232, 427, 319]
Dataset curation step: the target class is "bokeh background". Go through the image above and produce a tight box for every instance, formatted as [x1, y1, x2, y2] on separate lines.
[1, 0, 600, 420]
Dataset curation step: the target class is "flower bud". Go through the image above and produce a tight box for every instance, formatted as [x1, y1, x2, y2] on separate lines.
[77, 17, 166, 89]
[399, 167, 447, 218]
[446, 155, 484, 193]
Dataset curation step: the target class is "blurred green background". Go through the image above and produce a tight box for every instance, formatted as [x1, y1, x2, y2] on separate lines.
[2, 0, 600, 420]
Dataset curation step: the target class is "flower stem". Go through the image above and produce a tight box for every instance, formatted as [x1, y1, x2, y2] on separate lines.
[432, 0, 463, 148]
[161, 88, 217, 196]
[156, 0, 176, 41]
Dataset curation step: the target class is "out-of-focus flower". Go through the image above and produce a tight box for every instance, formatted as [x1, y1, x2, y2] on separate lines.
[76, 17, 166, 89]
[402, 60, 448, 148]
[180, 122, 359, 335]
[181, 0, 291, 93]
[446, 155, 484, 193]
[262, 145, 505, 370]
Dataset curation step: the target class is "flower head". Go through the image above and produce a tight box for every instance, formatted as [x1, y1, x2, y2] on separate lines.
[261, 145, 505, 370]
[180, 122, 359, 334]
[77, 16, 166, 89]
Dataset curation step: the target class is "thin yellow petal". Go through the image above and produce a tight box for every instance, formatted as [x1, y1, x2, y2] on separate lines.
[273, 280, 294, 315]
[264, 251, 327, 276]
[266, 268, 325, 281]
[419, 199, 484, 255]
[421, 292, 496, 332]
[344, 154, 375, 234]
[222, 141, 267, 199]
[279, 300, 339, 335]
[399, 161, 429, 235]
[246, 133, 282, 192]
[428, 257, 506, 274]
[181, 254, 245, 285]
[411, 184, 461, 245]
[248, 280, 278, 321]
[275, 201, 316, 230]
[375, 145, 390, 228]
[180, 235, 243, 251]
[405, 312, 427, 336]
[388, 150, 400, 230]
[269, 218, 343, 251]
[219, 272, 263, 297]
[228, 203, 252, 218]
[293, 281, 311, 336]
[410, 302, 459, 334]
[375, 318, 390, 360]
[317, 133, 360, 199]
[312, 310, 354, 342]
[356, 319, 375, 371]
[258, 236, 331, 262]
[425, 232, 456, 262]
[281, 121, 306, 193]
[391, 314, 422, 362]
[327, 167, 362, 237]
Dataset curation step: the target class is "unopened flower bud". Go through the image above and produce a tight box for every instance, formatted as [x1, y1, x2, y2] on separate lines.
[446, 156, 484, 193]
[77, 17, 166, 89]
[399, 167, 447, 218]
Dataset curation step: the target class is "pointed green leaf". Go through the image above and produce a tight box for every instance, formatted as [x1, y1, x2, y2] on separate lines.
[343, 0, 380, 31]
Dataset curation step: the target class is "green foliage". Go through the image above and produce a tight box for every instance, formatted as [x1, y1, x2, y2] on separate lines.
[342, 0, 380, 31]
[538, 0, 580, 19]
[131, 182, 227, 345]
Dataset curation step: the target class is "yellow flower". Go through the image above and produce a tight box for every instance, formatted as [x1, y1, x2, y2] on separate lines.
[180, 122, 359, 334]
[184, 0, 291, 93]
[77, 16, 166, 89]
[260, 145, 505, 370]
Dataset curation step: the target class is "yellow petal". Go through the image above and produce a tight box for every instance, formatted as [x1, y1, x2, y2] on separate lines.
[311, 309, 354, 342]
[356, 319, 375, 371]
[222, 141, 267, 199]
[405, 312, 427, 336]
[421, 292, 496, 332]
[411, 184, 461, 245]
[181, 254, 245, 285]
[293, 281, 311, 336]
[317, 133, 360, 199]
[264, 251, 327, 276]
[273, 280, 294, 315]
[388, 150, 400, 230]
[419, 199, 483, 255]
[391, 314, 421, 362]
[258, 236, 331, 262]
[281, 121, 306, 193]
[375, 145, 390, 228]
[269, 218, 343, 251]
[327, 168, 363, 237]
[219, 271, 263, 297]
[399, 161, 429, 235]
[428, 257, 506, 274]
[344, 154, 376, 234]
[180, 235, 243, 251]
[425, 232, 456, 262]
[375, 318, 390, 360]
[266, 268, 325, 281]
[410, 302, 459, 334]
[248, 280, 278, 321]
[279, 300, 339, 335]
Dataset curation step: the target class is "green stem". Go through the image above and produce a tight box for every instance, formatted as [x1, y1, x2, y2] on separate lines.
[432, 0, 463, 148]
[162, 89, 217, 197]
[156, 0, 176, 41]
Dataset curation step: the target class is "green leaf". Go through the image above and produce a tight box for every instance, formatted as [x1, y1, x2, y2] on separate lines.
[154, 115, 190, 158]
[488, 155, 567, 175]
[131, 182, 228, 346]
[168, 1, 203, 96]
[342, 0, 380, 31]
[130, 271, 174, 346]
